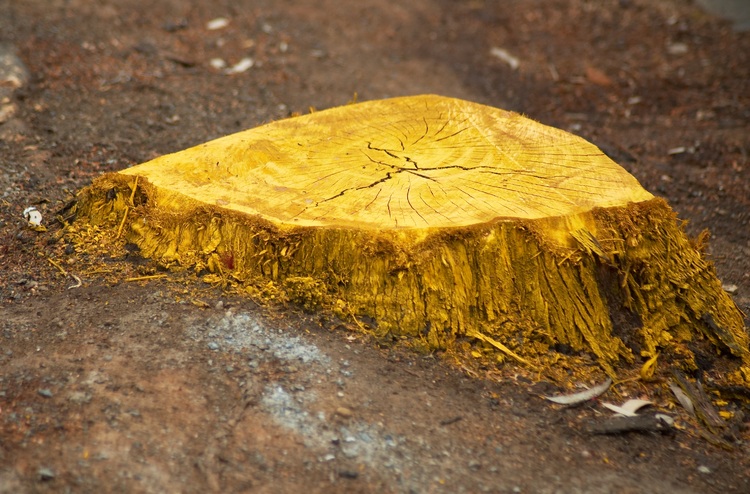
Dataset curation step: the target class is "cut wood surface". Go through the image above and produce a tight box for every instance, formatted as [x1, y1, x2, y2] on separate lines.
[73, 95, 750, 383]
[117, 95, 653, 228]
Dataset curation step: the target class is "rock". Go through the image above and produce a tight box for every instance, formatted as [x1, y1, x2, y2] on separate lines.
[335, 406, 353, 418]
[722, 284, 738, 294]
[0, 44, 29, 89]
[0, 102, 16, 125]
[667, 42, 689, 55]
[206, 17, 229, 30]
[341, 445, 358, 458]
[37, 467, 55, 481]
[37, 389, 53, 398]
[68, 391, 92, 405]
[0, 43, 28, 137]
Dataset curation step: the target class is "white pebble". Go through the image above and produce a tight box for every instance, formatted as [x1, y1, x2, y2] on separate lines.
[206, 18, 229, 30]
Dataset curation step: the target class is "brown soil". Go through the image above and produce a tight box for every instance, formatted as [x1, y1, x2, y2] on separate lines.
[1, 0, 749, 492]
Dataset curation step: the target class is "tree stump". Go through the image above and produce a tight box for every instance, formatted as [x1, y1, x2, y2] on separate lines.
[73, 95, 749, 381]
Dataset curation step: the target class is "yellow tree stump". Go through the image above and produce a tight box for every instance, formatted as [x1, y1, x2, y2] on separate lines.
[72, 94, 749, 381]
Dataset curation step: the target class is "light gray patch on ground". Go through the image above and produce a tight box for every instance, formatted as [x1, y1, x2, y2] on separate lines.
[194, 311, 433, 489]
[259, 383, 429, 490]
[195, 311, 330, 365]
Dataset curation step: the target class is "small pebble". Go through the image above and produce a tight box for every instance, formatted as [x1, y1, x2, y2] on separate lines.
[667, 42, 689, 55]
[37, 467, 55, 481]
[335, 406, 353, 418]
[210, 58, 226, 70]
[207, 342, 219, 350]
[206, 17, 229, 30]
[37, 389, 53, 398]
[698, 465, 712, 474]
[224, 57, 254, 74]
[67, 391, 92, 405]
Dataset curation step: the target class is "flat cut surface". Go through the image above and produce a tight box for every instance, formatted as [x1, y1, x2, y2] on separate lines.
[121, 95, 653, 228]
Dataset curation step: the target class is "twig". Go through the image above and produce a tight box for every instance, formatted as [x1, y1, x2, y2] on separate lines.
[347, 306, 366, 331]
[466, 329, 538, 370]
[68, 274, 82, 289]
[47, 257, 68, 276]
[439, 416, 463, 426]
[125, 274, 168, 282]
[48, 257, 82, 289]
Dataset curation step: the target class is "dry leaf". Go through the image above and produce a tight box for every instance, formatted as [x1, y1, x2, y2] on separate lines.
[544, 378, 612, 405]
[585, 66, 613, 87]
[602, 399, 653, 417]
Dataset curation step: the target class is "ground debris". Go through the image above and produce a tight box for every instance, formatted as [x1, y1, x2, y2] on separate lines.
[543, 378, 612, 405]
[587, 414, 675, 435]
[37, 467, 55, 481]
[601, 399, 653, 417]
[671, 371, 726, 433]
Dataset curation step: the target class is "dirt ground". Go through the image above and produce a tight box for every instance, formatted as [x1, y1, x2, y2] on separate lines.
[1, 0, 750, 492]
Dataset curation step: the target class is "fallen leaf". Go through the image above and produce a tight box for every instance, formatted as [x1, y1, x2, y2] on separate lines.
[544, 378, 612, 405]
[601, 399, 653, 417]
[585, 66, 613, 87]
[669, 382, 695, 417]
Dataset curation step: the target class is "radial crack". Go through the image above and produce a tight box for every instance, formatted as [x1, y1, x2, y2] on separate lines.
[406, 181, 427, 225]
[317, 172, 394, 204]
